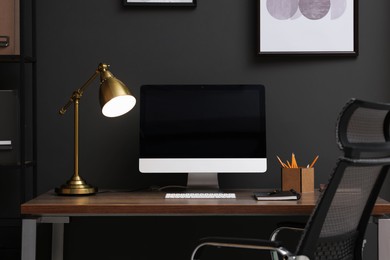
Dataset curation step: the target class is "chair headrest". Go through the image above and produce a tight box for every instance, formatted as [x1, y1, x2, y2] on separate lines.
[336, 98, 390, 158]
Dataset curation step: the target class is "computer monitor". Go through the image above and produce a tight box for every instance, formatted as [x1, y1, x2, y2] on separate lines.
[139, 84, 267, 189]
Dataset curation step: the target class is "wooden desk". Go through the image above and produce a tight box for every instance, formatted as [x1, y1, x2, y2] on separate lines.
[20, 190, 390, 260]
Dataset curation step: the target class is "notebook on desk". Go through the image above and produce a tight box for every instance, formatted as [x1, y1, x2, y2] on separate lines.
[253, 189, 301, 201]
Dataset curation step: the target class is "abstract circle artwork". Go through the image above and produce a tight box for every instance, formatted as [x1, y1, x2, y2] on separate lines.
[258, 0, 356, 55]
[266, 0, 347, 20]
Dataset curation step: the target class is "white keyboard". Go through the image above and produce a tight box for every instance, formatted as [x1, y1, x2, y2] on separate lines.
[165, 193, 236, 199]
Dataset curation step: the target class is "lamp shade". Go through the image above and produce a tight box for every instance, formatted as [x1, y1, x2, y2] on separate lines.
[99, 71, 136, 117]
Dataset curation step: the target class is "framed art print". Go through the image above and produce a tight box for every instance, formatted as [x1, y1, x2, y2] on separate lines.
[123, 0, 196, 6]
[258, 0, 358, 55]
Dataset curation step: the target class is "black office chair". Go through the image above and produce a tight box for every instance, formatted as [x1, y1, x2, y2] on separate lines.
[191, 99, 390, 260]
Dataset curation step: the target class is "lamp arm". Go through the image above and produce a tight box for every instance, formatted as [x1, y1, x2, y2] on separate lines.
[59, 69, 100, 115]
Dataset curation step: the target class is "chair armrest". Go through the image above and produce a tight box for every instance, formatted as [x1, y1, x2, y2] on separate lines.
[270, 222, 306, 241]
[191, 236, 296, 260]
[277, 222, 306, 229]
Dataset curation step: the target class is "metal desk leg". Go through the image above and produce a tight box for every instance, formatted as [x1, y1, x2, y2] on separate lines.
[21, 219, 37, 260]
[379, 218, 390, 260]
[40, 217, 70, 260]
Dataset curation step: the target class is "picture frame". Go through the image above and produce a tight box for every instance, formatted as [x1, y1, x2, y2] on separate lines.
[123, 0, 196, 7]
[257, 0, 358, 56]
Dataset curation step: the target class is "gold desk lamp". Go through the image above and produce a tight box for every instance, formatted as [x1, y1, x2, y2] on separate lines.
[56, 63, 136, 195]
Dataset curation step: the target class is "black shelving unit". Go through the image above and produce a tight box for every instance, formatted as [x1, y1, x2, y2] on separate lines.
[0, 0, 36, 258]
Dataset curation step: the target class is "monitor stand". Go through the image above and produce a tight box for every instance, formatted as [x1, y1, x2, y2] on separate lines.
[187, 173, 219, 191]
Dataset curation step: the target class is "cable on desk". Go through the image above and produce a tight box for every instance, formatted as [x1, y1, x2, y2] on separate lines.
[95, 185, 187, 194]
[156, 185, 187, 191]
[96, 186, 151, 194]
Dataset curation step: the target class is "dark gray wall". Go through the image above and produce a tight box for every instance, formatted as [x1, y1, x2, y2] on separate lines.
[35, 0, 390, 259]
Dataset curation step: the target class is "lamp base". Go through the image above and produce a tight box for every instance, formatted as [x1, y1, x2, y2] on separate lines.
[55, 175, 97, 195]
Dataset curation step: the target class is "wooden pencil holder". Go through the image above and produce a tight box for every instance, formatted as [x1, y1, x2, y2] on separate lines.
[281, 167, 314, 193]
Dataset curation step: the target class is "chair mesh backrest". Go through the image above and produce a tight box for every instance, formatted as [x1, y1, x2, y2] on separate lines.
[319, 165, 380, 237]
[296, 99, 390, 260]
[297, 159, 389, 260]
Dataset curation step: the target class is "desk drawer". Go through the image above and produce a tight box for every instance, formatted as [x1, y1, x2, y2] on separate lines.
[0, 90, 18, 165]
[0, 0, 20, 55]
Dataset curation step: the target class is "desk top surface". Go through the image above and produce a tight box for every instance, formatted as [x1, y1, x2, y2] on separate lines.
[21, 190, 390, 216]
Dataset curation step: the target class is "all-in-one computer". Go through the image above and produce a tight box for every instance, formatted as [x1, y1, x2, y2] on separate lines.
[139, 85, 267, 198]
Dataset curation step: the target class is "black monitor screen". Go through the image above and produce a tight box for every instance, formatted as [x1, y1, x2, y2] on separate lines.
[140, 85, 266, 159]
